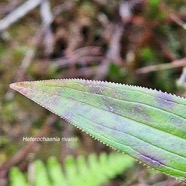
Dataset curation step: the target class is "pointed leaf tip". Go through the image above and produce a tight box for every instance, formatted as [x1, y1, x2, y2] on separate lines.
[10, 82, 18, 90]
[9, 82, 31, 95]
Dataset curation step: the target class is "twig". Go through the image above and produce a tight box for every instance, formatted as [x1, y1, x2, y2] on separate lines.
[95, 24, 124, 80]
[0, 0, 45, 32]
[40, 0, 54, 56]
[107, 24, 123, 65]
[177, 67, 186, 86]
[53, 56, 103, 68]
[136, 58, 186, 74]
[170, 14, 186, 30]
[40, 0, 53, 26]
[119, 0, 132, 22]
[53, 46, 103, 66]
[0, 0, 23, 17]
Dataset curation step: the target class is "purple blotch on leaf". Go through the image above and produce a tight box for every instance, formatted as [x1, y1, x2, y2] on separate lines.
[141, 154, 164, 167]
[156, 92, 175, 108]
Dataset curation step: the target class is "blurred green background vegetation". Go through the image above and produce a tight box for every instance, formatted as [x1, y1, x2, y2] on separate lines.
[0, 0, 186, 185]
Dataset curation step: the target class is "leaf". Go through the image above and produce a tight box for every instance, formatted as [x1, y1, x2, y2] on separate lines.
[9, 167, 28, 186]
[33, 160, 51, 186]
[47, 157, 67, 186]
[64, 153, 134, 186]
[10, 79, 186, 182]
[9, 153, 134, 186]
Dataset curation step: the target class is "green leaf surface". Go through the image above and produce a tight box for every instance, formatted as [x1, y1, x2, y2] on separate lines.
[9, 167, 28, 186]
[10, 79, 186, 182]
[9, 153, 134, 186]
[34, 160, 51, 186]
[47, 157, 67, 186]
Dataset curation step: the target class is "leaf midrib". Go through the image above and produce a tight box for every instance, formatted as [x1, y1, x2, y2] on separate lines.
[44, 83, 186, 120]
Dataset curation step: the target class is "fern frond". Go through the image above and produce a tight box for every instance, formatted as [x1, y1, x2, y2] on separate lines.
[9, 167, 28, 186]
[9, 153, 135, 186]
